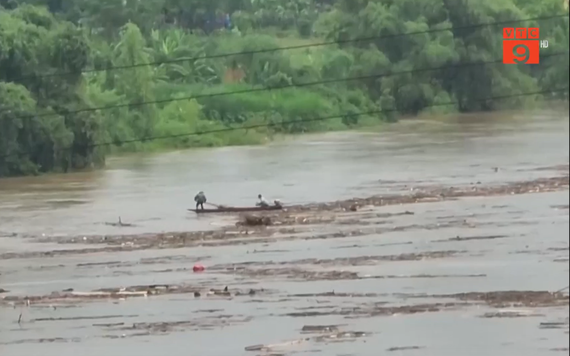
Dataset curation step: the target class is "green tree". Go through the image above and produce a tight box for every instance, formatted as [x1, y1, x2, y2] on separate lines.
[112, 22, 157, 141]
[1, 5, 103, 176]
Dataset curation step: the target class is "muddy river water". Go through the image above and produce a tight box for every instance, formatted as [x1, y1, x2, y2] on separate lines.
[0, 110, 569, 356]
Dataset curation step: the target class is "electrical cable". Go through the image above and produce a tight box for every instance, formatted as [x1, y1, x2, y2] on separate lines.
[2, 51, 567, 121]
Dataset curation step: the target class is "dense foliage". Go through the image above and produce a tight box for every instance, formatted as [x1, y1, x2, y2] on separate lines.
[0, 0, 568, 177]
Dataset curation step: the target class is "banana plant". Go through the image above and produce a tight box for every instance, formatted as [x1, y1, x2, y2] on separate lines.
[148, 28, 220, 84]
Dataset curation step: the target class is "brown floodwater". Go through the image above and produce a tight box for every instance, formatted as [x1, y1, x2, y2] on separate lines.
[0, 110, 569, 356]
[0, 110, 568, 238]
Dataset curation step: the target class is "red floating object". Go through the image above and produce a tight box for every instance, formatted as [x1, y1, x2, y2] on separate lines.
[193, 264, 205, 272]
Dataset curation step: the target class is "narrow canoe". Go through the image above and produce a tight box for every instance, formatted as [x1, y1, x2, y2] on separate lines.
[188, 206, 283, 214]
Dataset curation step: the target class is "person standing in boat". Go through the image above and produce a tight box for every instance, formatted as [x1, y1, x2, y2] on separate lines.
[194, 191, 207, 210]
[257, 194, 269, 207]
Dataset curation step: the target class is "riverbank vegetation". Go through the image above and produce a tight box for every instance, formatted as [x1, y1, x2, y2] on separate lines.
[0, 0, 568, 177]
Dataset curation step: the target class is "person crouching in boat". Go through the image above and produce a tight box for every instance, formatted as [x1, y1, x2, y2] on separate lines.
[194, 191, 207, 210]
[257, 194, 269, 207]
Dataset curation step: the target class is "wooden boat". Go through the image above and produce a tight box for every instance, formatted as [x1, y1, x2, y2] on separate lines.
[188, 205, 283, 214]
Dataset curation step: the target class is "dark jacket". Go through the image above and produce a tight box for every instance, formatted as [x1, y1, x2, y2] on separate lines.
[194, 192, 207, 204]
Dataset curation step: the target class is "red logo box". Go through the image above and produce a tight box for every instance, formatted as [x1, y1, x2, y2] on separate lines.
[503, 27, 540, 64]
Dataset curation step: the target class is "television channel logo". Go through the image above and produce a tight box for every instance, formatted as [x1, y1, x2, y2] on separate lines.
[503, 28, 548, 64]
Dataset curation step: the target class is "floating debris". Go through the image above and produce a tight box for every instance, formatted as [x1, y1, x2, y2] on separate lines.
[480, 310, 544, 318]
[387, 346, 425, 352]
[104, 216, 135, 227]
[245, 329, 369, 352]
[434, 235, 510, 243]
[2, 337, 81, 345]
[301, 325, 342, 333]
[283, 302, 468, 318]
[238, 215, 273, 226]
[1, 284, 272, 306]
[423, 291, 570, 308]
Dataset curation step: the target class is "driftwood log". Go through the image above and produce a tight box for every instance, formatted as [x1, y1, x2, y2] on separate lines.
[240, 215, 272, 226]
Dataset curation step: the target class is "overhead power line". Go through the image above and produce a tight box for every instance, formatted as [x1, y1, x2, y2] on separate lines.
[7, 14, 569, 82]
[0, 88, 567, 161]
[3, 51, 567, 121]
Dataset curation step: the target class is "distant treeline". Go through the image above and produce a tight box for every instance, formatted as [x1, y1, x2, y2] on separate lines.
[0, 0, 568, 177]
